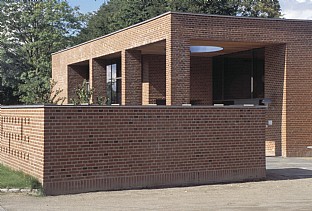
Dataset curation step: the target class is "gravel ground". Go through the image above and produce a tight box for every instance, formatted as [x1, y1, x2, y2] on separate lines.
[1, 157, 312, 211]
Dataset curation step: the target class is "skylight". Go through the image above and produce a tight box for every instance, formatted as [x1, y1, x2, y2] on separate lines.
[190, 46, 223, 53]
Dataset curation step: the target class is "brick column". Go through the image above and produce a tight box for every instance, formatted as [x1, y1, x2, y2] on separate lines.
[121, 50, 142, 105]
[190, 57, 213, 105]
[265, 44, 286, 156]
[166, 39, 190, 105]
[142, 57, 150, 105]
[91, 59, 107, 103]
[282, 43, 312, 157]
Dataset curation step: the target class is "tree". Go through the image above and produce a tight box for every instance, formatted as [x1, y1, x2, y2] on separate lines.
[0, 0, 85, 104]
[0, 43, 27, 104]
[169, 0, 240, 15]
[239, 0, 281, 18]
[78, 0, 168, 43]
[195, 0, 240, 16]
[77, 0, 281, 43]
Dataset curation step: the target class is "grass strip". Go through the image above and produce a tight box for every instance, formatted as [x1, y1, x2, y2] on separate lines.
[0, 164, 41, 190]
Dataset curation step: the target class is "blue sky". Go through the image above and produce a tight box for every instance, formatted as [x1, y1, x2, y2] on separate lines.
[67, 0, 312, 20]
[67, 0, 105, 13]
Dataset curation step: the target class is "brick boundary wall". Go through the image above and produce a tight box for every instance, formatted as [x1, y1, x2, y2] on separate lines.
[0, 107, 45, 184]
[1, 106, 266, 195]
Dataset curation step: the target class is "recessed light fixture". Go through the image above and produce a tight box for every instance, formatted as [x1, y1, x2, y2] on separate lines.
[190, 46, 223, 53]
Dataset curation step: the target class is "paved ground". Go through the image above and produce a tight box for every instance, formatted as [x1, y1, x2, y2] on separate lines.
[1, 157, 312, 211]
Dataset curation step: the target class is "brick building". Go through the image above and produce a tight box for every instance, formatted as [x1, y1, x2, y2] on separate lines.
[52, 12, 312, 157]
[1, 12, 312, 195]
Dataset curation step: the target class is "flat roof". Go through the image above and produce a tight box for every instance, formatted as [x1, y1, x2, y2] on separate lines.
[52, 11, 312, 55]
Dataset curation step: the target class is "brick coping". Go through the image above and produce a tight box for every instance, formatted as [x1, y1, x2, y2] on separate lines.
[0, 105, 266, 109]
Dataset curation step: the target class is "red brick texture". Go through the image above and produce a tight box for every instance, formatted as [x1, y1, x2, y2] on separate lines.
[190, 56, 213, 105]
[0, 108, 45, 184]
[68, 64, 89, 102]
[265, 141, 275, 156]
[1, 106, 266, 195]
[142, 55, 212, 105]
[141, 55, 213, 105]
[166, 32, 191, 105]
[265, 45, 286, 156]
[91, 59, 108, 102]
[52, 14, 171, 104]
[283, 43, 312, 157]
[52, 12, 312, 157]
[169, 13, 312, 157]
[142, 55, 166, 104]
[122, 50, 142, 105]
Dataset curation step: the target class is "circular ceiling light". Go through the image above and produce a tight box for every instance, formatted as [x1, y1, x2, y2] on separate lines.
[190, 46, 223, 53]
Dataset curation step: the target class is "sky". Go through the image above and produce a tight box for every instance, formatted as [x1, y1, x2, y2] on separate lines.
[67, 0, 312, 20]
[67, 0, 104, 13]
[279, 0, 312, 20]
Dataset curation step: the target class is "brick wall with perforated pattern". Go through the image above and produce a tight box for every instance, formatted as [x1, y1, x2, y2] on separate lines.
[0, 106, 266, 195]
[0, 108, 45, 184]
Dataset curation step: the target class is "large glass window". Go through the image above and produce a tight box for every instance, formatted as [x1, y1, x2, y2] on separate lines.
[106, 61, 121, 105]
[213, 48, 264, 105]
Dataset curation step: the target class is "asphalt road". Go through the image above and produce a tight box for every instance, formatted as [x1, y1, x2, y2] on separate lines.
[1, 157, 312, 211]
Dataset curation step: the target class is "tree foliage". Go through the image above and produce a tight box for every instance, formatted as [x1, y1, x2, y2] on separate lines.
[169, 0, 240, 15]
[78, 0, 168, 42]
[70, 80, 94, 105]
[239, 0, 281, 18]
[0, 0, 281, 105]
[78, 0, 282, 42]
[0, 0, 85, 104]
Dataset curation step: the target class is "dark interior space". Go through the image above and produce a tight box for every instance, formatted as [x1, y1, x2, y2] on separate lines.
[68, 61, 90, 101]
[213, 48, 264, 105]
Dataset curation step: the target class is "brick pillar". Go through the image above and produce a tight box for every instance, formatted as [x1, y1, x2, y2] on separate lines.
[91, 59, 107, 103]
[166, 39, 190, 105]
[121, 50, 142, 105]
[142, 57, 150, 105]
[265, 44, 286, 157]
[190, 57, 213, 105]
[282, 44, 312, 157]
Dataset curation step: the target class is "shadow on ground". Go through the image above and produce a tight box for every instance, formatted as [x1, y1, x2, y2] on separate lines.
[267, 168, 312, 181]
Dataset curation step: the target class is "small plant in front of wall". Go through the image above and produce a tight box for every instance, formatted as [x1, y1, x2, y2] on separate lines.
[48, 79, 66, 105]
[96, 96, 107, 105]
[70, 80, 94, 105]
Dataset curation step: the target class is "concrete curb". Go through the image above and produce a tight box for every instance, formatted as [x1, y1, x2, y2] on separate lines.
[0, 188, 39, 195]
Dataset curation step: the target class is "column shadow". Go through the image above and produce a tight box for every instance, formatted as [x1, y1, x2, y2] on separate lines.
[266, 168, 312, 181]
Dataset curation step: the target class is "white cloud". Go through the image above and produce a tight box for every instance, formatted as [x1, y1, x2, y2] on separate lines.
[280, 0, 312, 20]
[294, 0, 309, 3]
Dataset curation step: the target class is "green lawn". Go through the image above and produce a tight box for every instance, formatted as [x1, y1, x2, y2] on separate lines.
[0, 164, 40, 189]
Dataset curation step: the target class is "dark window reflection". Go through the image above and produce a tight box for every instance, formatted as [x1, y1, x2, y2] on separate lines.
[106, 61, 121, 105]
[213, 48, 264, 104]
